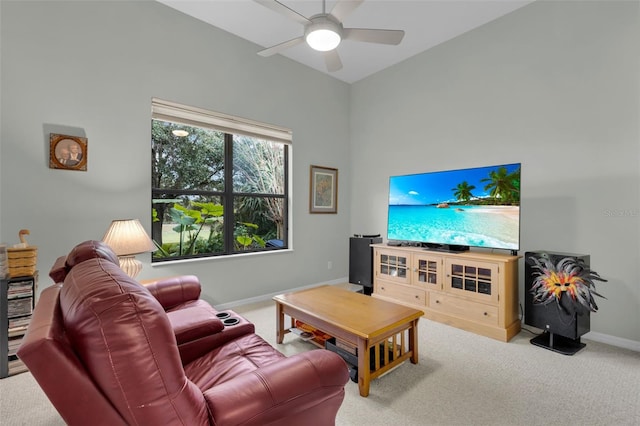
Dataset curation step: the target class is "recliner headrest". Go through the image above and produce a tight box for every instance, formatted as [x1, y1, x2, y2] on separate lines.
[49, 255, 69, 283]
[66, 240, 120, 269]
[49, 240, 120, 284]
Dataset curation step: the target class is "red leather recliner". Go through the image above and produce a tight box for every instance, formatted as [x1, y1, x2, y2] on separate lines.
[50, 253, 256, 365]
[18, 240, 349, 425]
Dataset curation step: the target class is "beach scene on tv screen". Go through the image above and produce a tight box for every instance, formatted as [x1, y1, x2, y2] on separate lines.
[387, 163, 521, 250]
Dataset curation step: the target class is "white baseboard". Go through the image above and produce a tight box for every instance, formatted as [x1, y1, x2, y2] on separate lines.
[583, 331, 640, 352]
[214, 277, 350, 311]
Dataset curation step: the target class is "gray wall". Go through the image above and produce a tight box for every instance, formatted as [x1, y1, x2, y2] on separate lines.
[350, 0, 639, 342]
[0, 0, 351, 305]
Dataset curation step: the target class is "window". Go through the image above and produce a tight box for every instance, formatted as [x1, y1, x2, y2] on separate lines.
[151, 99, 291, 262]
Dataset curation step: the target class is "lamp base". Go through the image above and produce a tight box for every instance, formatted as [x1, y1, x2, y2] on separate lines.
[118, 255, 142, 278]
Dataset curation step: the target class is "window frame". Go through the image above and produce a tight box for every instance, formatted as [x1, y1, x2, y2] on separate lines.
[151, 98, 292, 262]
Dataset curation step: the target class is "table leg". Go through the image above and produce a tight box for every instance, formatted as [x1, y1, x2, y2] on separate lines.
[276, 302, 285, 344]
[357, 338, 370, 397]
[409, 319, 419, 364]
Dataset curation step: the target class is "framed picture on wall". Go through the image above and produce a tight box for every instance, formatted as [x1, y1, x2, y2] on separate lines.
[310, 165, 338, 214]
[49, 133, 87, 171]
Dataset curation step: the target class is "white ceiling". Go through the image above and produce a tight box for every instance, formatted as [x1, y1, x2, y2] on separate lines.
[156, 0, 534, 84]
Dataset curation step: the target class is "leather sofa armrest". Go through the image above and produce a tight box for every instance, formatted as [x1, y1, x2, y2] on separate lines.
[17, 285, 128, 425]
[141, 275, 201, 310]
[203, 350, 349, 425]
[167, 306, 224, 345]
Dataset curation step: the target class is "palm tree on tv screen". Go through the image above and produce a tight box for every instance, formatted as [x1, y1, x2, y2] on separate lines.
[452, 181, 476, 203]
[480, 166, 520, 205]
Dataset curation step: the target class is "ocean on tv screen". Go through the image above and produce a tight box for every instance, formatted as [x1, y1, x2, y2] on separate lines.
[387, 204, 520, 250]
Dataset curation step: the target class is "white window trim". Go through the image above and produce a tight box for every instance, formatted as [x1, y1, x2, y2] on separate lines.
[151, 98, 292, 144]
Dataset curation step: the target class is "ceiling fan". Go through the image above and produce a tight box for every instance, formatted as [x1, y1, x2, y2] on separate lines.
[254, 0, 405, 72]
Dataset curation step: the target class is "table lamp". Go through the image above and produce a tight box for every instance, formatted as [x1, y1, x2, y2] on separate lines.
[102, 219, 156, 278]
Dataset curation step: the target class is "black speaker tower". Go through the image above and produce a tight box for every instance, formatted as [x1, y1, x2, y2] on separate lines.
[349, 236, 382, 295]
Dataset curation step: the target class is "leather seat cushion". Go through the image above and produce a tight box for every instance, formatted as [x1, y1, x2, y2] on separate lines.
[184, 333, 286, 391]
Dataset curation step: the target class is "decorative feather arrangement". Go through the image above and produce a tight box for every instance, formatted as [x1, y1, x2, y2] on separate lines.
[528, 253, 607, 316]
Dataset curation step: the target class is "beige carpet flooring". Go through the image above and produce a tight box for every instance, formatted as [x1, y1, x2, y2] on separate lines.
[1, 295, 639, 425]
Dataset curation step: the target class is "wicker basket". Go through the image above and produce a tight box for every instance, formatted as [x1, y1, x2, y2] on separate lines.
[7, 247, 37, 277]
[7, 229, 37, 278]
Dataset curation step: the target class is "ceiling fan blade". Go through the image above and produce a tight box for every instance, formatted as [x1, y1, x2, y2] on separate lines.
[330, 0, 364, 22]
[258, 36, 305, 57]
[343, 28, 405, 45]
[254, 0, 311, 26]
[324, 50, 343, 72]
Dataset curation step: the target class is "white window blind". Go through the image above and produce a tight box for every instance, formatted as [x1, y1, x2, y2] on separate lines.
[151, 98, 292, 144]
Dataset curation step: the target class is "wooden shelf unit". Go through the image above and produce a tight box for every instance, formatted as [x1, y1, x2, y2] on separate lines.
[1, 274, 37, 378]
[372, 245, 520, 342]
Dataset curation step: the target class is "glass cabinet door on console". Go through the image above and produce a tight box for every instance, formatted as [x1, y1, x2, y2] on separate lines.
[375, 250, 409, 285]
[412, 254, 442, 290]
[444, 259, 498, 303]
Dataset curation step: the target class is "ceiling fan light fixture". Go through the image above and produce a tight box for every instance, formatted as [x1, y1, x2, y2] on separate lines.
[306, 28, 341, 51]
[305, 17, 342, 52]
[172, 129, 189, 137]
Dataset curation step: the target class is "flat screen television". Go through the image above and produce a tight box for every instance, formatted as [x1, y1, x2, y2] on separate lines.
[387, 163, 521, 253]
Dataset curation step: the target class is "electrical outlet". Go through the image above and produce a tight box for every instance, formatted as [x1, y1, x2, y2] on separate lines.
[327, 261, 333, 270]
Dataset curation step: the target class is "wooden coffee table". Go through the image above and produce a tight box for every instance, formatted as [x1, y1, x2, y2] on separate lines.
[273, 285, 423, 397]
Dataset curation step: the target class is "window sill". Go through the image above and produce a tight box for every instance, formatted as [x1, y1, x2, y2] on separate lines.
[150, 248, 293, 268]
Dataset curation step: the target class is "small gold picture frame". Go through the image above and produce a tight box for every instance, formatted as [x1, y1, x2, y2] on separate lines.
[49, 134, 87, 171]
[310, 165, 338, 214]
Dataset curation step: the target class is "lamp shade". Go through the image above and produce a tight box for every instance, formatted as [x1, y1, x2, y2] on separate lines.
[102, 219, 156, 256]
